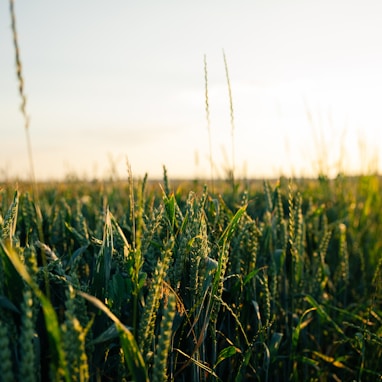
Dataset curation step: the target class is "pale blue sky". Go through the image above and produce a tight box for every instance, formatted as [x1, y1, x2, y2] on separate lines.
[2, 0, 382, 180]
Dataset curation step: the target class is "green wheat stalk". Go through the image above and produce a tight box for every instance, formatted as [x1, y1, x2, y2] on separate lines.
[126, 161, 145, 336]
[275, 184, 287, 251]
[138, 238, 174, 362]
[263, 180, 273, 212]
[338, 223, 349, 305]
[0, 317, 14, 382]
[315, 229, 332, 295]
[62, 286, 89, 382]
[18, 288, 38, 382]
[210, 205, 246, 366]
[1, 190, 19, 244]
[152, 292, 176, 382]
[1, 241, 71, 382]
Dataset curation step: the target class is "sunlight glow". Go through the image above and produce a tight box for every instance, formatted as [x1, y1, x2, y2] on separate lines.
[1, 1, 382, 181]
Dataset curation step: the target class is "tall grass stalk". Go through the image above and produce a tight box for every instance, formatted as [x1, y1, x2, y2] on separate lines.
[222, 50, 236, 187]
[204, 54, 214, 192]
[9, 0, 44, 247]
[9, 0, 36, 189]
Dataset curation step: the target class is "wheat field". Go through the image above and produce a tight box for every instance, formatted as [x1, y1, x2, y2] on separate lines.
[0, 174, 381, 381]
[2, 3, 381, 380]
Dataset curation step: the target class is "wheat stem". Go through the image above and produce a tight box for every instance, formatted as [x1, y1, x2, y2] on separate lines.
[222, 49, 236, 186]
[204, 55, 214, 192]
[9, 1, 37, 188]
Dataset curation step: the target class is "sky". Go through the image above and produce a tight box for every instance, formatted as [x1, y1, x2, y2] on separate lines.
[1, 0, 382, 181]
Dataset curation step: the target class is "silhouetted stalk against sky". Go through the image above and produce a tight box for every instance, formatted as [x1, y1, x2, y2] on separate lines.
[222, 50, 235, 184]
[9, 0, 37, 188]
[204, 54, 214, 192]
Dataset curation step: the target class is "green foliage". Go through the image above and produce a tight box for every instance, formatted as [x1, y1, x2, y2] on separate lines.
[0, 175, 381, 380]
